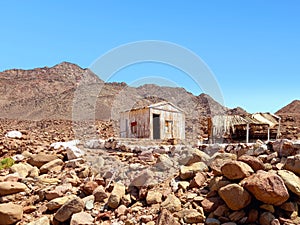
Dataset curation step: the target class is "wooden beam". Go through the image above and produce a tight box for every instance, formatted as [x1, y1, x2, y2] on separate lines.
[246, 123, 250, 144]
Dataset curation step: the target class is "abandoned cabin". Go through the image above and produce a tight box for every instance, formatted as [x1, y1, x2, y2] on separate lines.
[119, 102, 185, 140]
[208, 113, 281, 143]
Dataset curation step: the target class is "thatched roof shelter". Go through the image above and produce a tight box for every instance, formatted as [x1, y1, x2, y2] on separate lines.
[209, 113, 281, 143]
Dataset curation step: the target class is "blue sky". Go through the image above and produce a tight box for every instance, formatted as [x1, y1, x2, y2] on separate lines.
[0, 1, 299, 113]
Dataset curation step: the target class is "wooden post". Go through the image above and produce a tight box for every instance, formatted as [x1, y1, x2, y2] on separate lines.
[246, 123, 250, 144]
[267, 127, 270, 142]
[277, 118, 281, 139]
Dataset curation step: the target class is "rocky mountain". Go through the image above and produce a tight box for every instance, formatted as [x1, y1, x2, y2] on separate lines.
[0, 62, 230, 139]
[276, 100, 300, 140]
[276, 100, 300, 115]
[1, 62, 298, 140]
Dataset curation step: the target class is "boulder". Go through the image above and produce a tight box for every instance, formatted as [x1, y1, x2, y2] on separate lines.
[238, 155, 265, 171]
[283, 155, 300, 176]
[0, 181, 27, 196]
[180, 162, 209, 180]
[221, 161, 254, 180]
[93, 185, 108, 202]
[0, 203, 23, 225]
[130, 170, 154, 188]
[218, 184, 252, 210]
[155, 154, 173, 171]
[40, 159, 64, 174]
[46, 195, 77, 211]
[10, 163, 32, 178]
[209, 153, 237, 175]
[201, 196, 224, 213]
[184, 148, 211, 165]
[54, 197, 84, 222]
[146, 190, 162, 205]
[272, 139, 296, 157]
[183, 209, 206, 223]
[157, 209, 180, 225]
[161, 194, 181, 213]
[5, 131, 22, 139]
[277, 170, 300, 197]
[189, 172, 206, 188]
[241, 171, 289, 206]
[82, 181, 98, 196]
[107, 183, 126, 209]
[28, 154, 58, 168]
[70, 212, 94, 225]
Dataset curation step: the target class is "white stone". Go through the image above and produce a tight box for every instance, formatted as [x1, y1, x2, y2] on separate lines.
[5, 131, 22, 139]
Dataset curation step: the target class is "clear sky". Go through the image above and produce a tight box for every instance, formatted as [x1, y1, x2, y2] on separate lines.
[0, 1, 299, 113]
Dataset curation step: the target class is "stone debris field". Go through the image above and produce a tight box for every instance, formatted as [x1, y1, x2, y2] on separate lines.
[0, 119, 300, 225]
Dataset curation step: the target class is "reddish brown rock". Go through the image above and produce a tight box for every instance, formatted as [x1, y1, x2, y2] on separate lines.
[0, 181, 27, 196]
[157, 209, 180, 225]
[201, 196, 224, 213]
[238, 155, 265, 171]
[283, 155, 300, 176]
[241, 171, 289, 206]
[28, 154, 58, 168]
[272, 139, 296, 157]
[221, 161, 254, 180]
[189, 172, 206, 188]
[0, 203, 23, 225]
[82, 181, 98, 195]
[218, 184, 252, 210]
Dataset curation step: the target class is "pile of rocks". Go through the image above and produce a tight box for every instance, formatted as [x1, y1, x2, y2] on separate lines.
[0, 121, 300, 224]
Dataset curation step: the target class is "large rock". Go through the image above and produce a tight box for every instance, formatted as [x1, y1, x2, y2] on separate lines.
[46, 195, 77, 211]
[218, 184, 252, 210]
[0, 181, 27, 196]
[209, 153, 237, 175]
[54, 197, 84, 222]
[183, 209, 206, 223]
[40, 159, 64, 174]
[241, 171, 289, 206]
[157, 209, 180, 225]
[130, 170, 154, 188]
[189, 172, 206, 188]
[5, 131, 22, 139]
[70, 212, 94, 225]
[26, 216, 50, 225]
[277, 170, 300, 198]
[183, 148, 211, 165]
[221, 161, 254, 180]
[146, 190, 162, 205]
[180, 162, 209, 180]
[107, 183, 126, 209]
[28, 154, 58, 168]
[238, 155, 265, 171]
[272, 139, 297, 157]
[10, 163, 33, 178]
[283, 155, 300, 176]
[0, 203, 23, 225]
[201, 196, 224, 213]
[161, 194, 181, 213]
[93, 186, 108, 202]
[155, 154, 174, 171]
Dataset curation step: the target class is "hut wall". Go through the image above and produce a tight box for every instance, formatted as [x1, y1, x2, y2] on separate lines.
[150, 106, 185, 140]
[120, 108, 150, 138]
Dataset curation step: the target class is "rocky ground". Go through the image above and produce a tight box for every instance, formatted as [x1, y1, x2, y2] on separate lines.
[0, 119, 300, 225]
